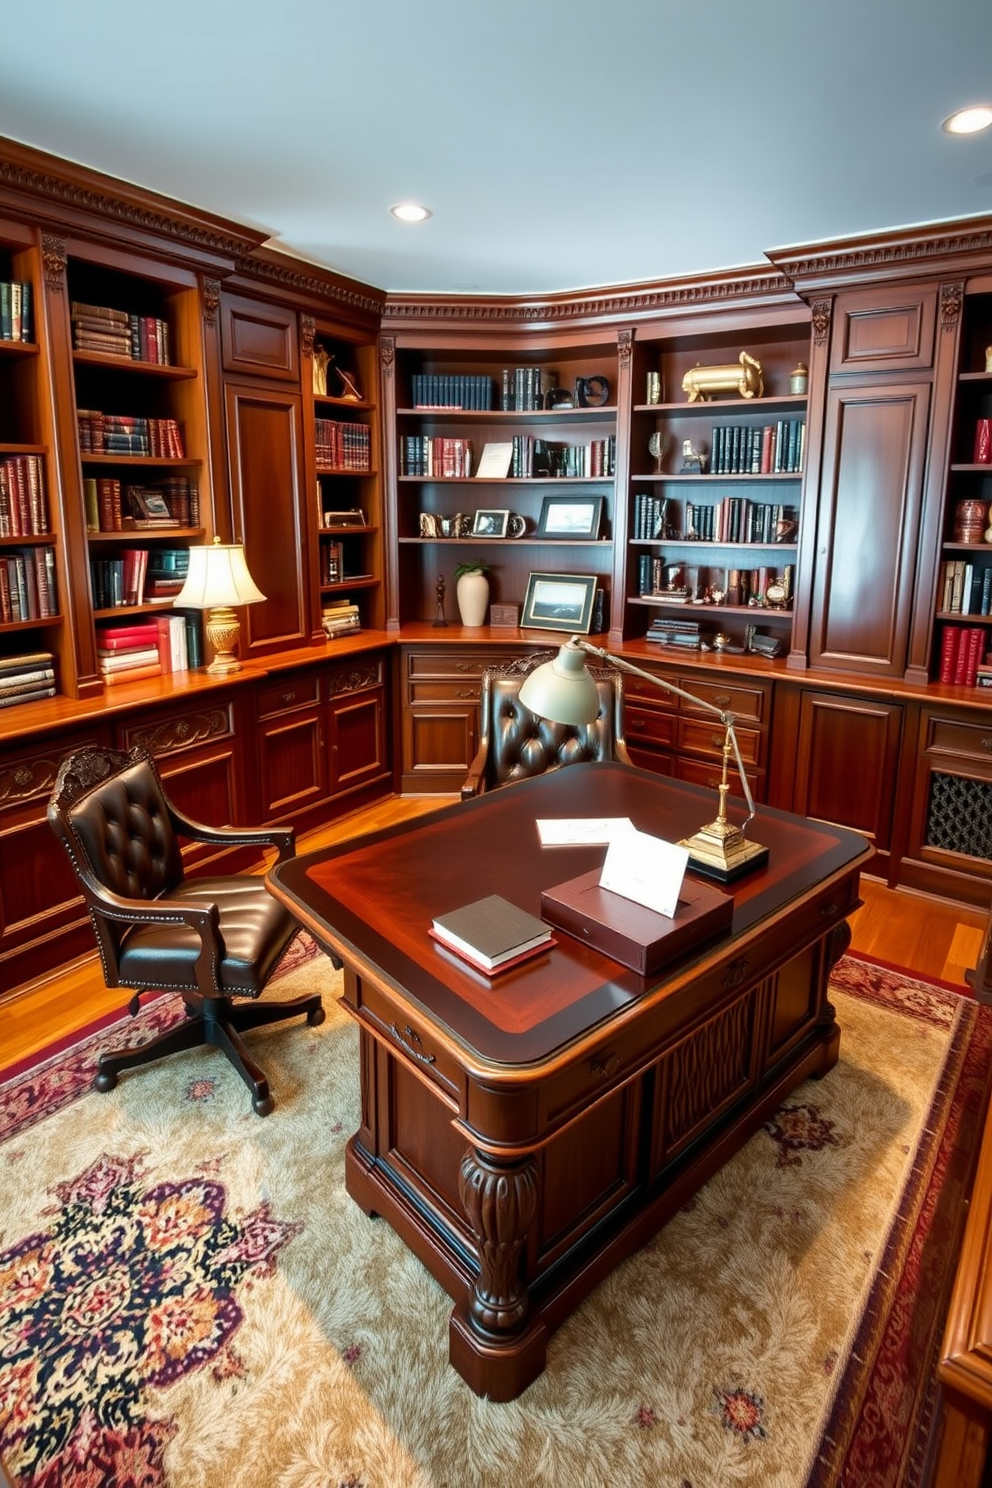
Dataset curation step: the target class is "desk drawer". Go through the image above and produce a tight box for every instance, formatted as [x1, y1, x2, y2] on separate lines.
[256, 674, 320, 719]
[678, 677, 766, 724]
[926, 716, 992, 763]
[409, 680, 484, 703]
[675, 755, 760, 798]
[624, 704, 677, 748]
[407, 650, 509, 682]
[350, 978, 462, 1101]
[680, 718, 762, 766]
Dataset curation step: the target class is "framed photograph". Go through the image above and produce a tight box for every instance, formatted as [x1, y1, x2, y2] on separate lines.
[521, 572, 597, 634]
[535, 495, 604, 540]
[129, 488, 173, 523]
[322, 508, 367, 528]
[472, 508, 510, 538]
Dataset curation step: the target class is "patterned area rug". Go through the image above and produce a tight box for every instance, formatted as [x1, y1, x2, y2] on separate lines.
[1, 943, 989, 1488]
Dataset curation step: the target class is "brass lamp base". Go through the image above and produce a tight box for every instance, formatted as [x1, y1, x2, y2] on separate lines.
[680, 818, 769, 882]
[679, 780, 768, 882]
[204, 606, 243, 675]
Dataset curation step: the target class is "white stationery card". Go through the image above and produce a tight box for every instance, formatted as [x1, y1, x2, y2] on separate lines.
[598, 825, 689, 918]
[537, 817, 634, 846]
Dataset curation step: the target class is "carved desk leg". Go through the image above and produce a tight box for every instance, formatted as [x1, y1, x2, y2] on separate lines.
[449, 1146, 547, 1400]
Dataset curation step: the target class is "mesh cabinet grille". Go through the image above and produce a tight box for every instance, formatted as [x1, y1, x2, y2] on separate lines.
[925, 772, 992, 860]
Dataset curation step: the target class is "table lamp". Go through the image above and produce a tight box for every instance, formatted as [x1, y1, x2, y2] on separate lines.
[518, 636, 768, 881]
[172, 537, 266, 675]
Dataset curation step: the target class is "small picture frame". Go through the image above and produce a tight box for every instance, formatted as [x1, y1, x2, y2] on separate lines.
[129, 488, 173, 522]
[472, 508, 510, 538]
[489, 602, 520, 629]
[521, 572, 597, 634]
[535, 495, 604, 540]
[322, 508, 367, 528]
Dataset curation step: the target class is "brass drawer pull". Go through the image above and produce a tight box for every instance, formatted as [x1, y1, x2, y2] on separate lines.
[712, 693, 731, 707]
[390, 1022, 437, 1066]
[282, 690, 296, 704]
[722, 957, 750, 990]
[591, 1052, 621, 1079]
[982, 738, 992, 753]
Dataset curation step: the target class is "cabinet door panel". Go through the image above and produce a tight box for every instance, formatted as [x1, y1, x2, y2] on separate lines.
[330, 693, 387, 791]
[225, 384, 310, 656]
[258, 710, 328, 819]
[221, 292, 298, 379]
[831, 288, 936, 373]
[808, 382, 930, 676]
[402, 706, 476, 790]
[791, 691, 903, 850]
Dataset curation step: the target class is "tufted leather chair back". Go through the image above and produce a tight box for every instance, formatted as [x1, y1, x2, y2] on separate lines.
[48, 745, 185, 981]
[479, 669, 627, 790]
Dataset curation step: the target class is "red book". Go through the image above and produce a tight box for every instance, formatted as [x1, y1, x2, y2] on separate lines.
[95, 623, 161, 650]
[938, 625, 959, 683]
[964, 627, 985, 687]
[953, 627, 970, 685]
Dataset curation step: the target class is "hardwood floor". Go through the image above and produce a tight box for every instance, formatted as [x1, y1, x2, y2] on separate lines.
[1, 793, 988, 1073]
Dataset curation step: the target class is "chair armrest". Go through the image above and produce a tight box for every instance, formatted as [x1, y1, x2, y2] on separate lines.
[73, 866, 225, 991]
[461, 742, 489, 801]
[165, 804, 296, 863]
[615, 737, 634, 767]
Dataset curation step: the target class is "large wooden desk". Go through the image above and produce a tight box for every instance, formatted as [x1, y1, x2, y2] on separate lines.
[268, 763, 872, 1399]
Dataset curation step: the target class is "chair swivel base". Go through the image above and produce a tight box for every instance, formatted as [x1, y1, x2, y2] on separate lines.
[94, 990, 325, 1116]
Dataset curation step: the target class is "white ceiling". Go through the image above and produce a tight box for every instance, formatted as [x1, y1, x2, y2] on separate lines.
[4, 0, 992, 297]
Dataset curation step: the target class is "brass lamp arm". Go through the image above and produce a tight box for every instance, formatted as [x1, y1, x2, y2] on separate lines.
[568, 637, 756, 828]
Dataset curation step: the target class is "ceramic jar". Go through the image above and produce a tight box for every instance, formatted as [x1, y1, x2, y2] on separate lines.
[456, 568, 489, 627]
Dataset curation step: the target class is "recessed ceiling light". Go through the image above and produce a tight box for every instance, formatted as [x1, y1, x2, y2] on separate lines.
[942, 105, 992, 135]
[390, 202, 432, 223]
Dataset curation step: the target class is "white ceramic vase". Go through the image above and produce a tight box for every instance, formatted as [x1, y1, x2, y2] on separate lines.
[456, 569, 489, 627]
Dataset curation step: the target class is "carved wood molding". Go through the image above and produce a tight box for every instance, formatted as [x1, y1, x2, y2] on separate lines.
[0, 158, 258, 263]
[300, 314, 316, 359]
[768, 220, 992, 287]
[201, 276, 220, 327]
[383, 270, 795, 329]
[941, 282, 964, 332]
[380, 335, 395, 374]
[326, 662, 381, 696]
[123, 707, 232, 757]
[235, 253, 385, 319]
[811, 299, 832, 346]
[618, 328, 632, 366]
[0, 754, 64, 805]
[41, 234, 66, 292]
[665, 991, 755, 1147]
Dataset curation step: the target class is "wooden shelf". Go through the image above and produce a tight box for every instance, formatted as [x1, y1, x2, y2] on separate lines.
[73, 351, 198, 380]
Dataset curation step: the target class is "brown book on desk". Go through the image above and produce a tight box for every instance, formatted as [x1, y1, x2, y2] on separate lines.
[431, 894, 554, 973]
[541, 869, 733, 975]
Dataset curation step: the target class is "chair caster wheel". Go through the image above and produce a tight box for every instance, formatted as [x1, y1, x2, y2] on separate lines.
[94, 1068, 118, 1092]
[308, 1005, 326, 1026]
[253, 1092, 274, 1117]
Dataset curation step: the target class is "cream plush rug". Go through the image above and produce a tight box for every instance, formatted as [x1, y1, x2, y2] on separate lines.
[1, 942, 989, 1488]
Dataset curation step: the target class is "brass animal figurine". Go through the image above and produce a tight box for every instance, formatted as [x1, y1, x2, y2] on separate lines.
[682, 351, 763, 402]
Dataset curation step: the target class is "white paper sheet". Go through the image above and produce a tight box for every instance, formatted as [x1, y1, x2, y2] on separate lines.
[536, 817, 635, 846]
[598, 824, 689, 918]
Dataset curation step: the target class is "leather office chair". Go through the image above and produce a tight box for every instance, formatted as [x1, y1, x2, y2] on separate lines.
[461, 651, 632, 800]
[48, 744, 323, 1116]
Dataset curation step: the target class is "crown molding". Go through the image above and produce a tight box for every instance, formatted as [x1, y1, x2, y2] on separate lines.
[382, 265, 798, 333]
[233, 245, 385, 327]
[767, 216, 992, 292]
[0, 135, 263, 272]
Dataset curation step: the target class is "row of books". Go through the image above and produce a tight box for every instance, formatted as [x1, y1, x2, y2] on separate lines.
[708, 420, 806, 475]
[70, 302, 171, 364]
[95, 614, 202, 684]
[644, 616, 703, 650]
[0, 650, 55, 709]
[937, 624, 991, 687]
[501, 367, 558, 412]
[84, 476, 200, 533]
[314, 418, 371, 472]
[89, 548, 189, 610]
[321, 600, 361, 637]
[631, 493, 796, 544]
[0, 455, 49, 537]
[401, 436, 473, 478]
[938, 559, 992, 616]
[410, 373, 495, 410]
[0, 281, 33, 343]
[0, 548, 57, 623]
[638, 556, 793, 608]
[77, 411, 185, 458]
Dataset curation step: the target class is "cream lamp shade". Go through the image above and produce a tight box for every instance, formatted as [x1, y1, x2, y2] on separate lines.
[173, 538, 266, 675]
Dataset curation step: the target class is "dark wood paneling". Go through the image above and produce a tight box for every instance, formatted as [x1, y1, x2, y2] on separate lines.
[830, 285, 937, 373]
[221, 292, 298, 380]
[330, 693, 387, 790]
[224, 383, 312, 656]
[808, 381, 931, 675]
[257, 709, 328, 819]
[790, 690, 903, 852]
